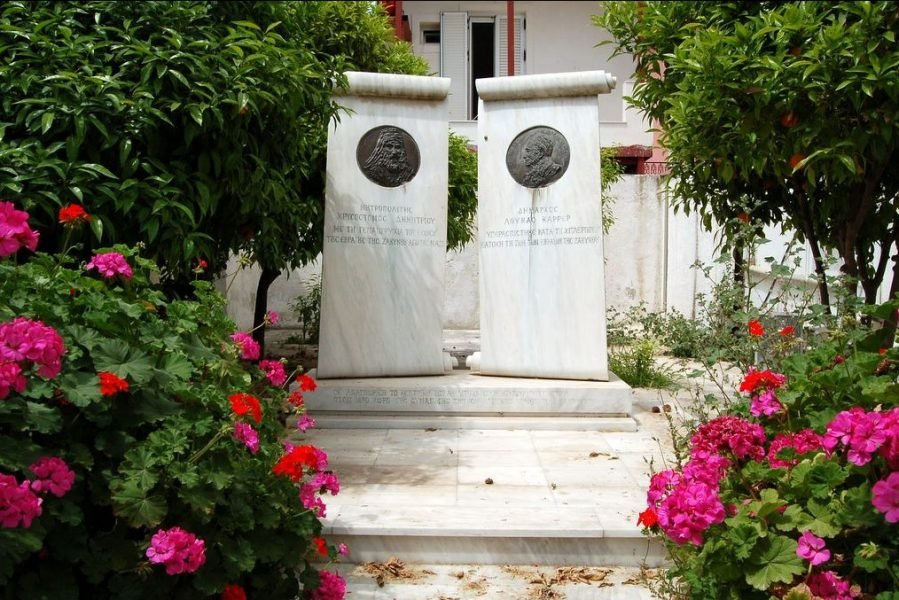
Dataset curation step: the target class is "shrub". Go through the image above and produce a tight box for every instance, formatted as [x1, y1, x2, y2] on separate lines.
[290, 275, 323, 345]
[639, 303, 899, 599]
[0, 202, 344, 599]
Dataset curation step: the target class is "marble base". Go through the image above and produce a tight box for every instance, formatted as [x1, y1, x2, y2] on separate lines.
[304, 370, 632, 419]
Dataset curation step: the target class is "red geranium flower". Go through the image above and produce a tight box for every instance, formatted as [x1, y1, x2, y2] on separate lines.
[287, 391, 304, 407]
[778, 325, 795, 337]
[228, 393, 262, 423]
[312, 536, 329, 557]
[272, 445, 327, 482]
[748, 319, 765, 337]
[58, 203, 91, 225]
[297, 374, 317, 392]
[637, 507, 658, 528]
[739, 368, 787, 394]
[221, 584, 246, 600]
[98, 372, 129, 396]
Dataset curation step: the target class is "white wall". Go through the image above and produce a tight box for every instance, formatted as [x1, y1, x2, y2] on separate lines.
[402, 0, 653, 146]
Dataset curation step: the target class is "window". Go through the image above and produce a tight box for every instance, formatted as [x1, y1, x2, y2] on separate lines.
[421, 23, 440, 44]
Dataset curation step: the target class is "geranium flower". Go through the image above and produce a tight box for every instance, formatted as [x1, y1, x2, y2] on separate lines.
[872, 472, 899, 523]
[230, 332, 260, 361]
[287, 391, 304, 407]
[824, 408, 887, 466]
[233, 422, 259, 454]
[0, 317, 66, 379]
[264, 310, 280, 325]
[299, 484, 328, 517]
[796, 530, 830, 565]
[768, 429, 825, 469]
[297, 373, 317, 392]
[0, 361, 26, 400]
[748, 319, 764, 337]
[690, 415, 766, 462]
[778, 325, 795, 337]
[221, 584, 246, 600]
[272, 445, 328, 482]
[146, 526, 206, 575]
[259, 359, 287, 386]
[637, 507, 658, 528]
[312, 536, 328, 557]
[98, 372, 129, 396]
[338, 543, 349, 556]
[29, 457, 75, 498]
[0, 201, 39, 257]
[296, 414, 316, 432]
[739, 368, 787, 394]
[750, 389, 783, 417]
[807, 570, 857, 600]
[58, 203, 91, 226]
[86, 252, 133, 280]
[311, 571, 346, 600]
[311, 471, 340, 496]
[0, 473, 43, 528]
[228, 393, 262, 423]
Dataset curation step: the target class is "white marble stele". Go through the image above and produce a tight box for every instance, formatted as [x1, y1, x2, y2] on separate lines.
[475, 71, 616, 381]
[317, 72, 451, 378]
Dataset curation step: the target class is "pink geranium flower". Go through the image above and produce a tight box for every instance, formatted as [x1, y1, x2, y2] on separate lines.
[750, 389, 784, 417]
[311, 570, 346, 600]
[264, 310, 280, 325]
[0, 473, 43, 528]
[796, 530, 831, 565]
[0, 201, 39, 257]
[29, 457, 75, 498]
[233, 422, 260, 454]
[872, 471, 899, 523]
[86, 252, 133, 280]
[259, 359, 287, 386]
[0, 361, 26, 400]
[146, 527, 206, 575]
[0, 317, 66, 379]
[296, 414, 316, 432]
[230, 332, 260, 361]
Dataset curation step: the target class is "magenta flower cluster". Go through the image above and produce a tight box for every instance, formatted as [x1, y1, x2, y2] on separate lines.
[1, 456, 75, 529]
[823, 407, 899, 467]
[85, 251, 133, 280]
[872, 471, 899, 523]
[690, 415, 767, 462]
[230, 331, 260, 361]
[0, 474, 43, 528]
[299, 472, 341, 518]
[259, 359, 287, 386]
[311, 570, 347, 600]
[806, 570, 859, 600]
[0, 317, 66, 398]
[0, 201, 39, 257]
[145, 526, 206, 575]
[233, 422, 260, 454]
[29, 456, 76, 497]
[767, 429, 826, 469]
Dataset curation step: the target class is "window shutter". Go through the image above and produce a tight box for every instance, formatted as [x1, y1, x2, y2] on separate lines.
[440, 12, 468, 120]
[496, 16, 524, 76]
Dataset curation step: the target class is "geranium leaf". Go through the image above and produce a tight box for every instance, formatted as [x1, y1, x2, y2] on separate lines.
[111, 482, 167, 527]
[745, 535, 805, 590]
[92, 340, 155, 383]
[24, 401, 62, 434]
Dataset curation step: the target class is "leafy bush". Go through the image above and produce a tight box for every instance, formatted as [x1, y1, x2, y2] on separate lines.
[639, 302, 899, 599]
[290, 276, 323, 345]
[0, 202, 344, 599]
[609, 340, 677, 390]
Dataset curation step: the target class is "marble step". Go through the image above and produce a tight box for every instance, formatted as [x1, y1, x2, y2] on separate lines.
[322, 504, 665, 567]
[311, 414, 637, 431]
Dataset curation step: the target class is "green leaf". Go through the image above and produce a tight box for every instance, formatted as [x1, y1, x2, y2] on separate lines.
[92, 341, 155, 383]
[56, 371, 103, 408]
[24, 401, 62, 434]
[41, 111, 55, 134]
[745, 535, 805, 590]
[110, 483, 167, 527]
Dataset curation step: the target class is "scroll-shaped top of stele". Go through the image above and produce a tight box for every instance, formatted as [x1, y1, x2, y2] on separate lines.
[475, 70, 616, 381]
[317, 72, 451, 379]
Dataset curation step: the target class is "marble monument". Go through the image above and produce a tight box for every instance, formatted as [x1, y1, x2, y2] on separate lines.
[474, 71, 616, 380]
[316, 72, 451, 378]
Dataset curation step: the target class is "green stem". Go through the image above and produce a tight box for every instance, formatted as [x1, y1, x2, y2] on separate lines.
[188, 426, 228, 464]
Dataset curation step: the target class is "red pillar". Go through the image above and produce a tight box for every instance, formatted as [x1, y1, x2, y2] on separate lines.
[507, 0, 515, 76]
[394, 0, 403, 40]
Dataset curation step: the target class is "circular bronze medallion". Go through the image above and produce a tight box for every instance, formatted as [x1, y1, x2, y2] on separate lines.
[506, 126, 570, 189]
[356, 125, 420, 188]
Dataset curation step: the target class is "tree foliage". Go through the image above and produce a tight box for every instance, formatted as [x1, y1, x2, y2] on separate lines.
[596, 1, 899, 306]
[0, 1, 455, 284]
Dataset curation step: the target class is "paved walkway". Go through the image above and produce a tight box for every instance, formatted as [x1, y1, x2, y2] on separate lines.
[300, 389, 682, 598]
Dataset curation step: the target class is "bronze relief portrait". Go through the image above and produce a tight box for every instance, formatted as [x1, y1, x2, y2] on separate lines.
[356, 125, 420, 188]
[506, 126, 570, 189]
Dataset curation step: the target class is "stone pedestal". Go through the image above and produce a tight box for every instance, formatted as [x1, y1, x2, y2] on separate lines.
[317, 72, 450, 378]
[475, 71, 616, 381]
